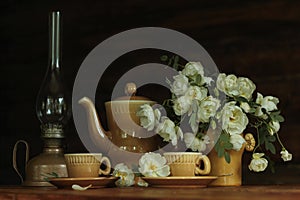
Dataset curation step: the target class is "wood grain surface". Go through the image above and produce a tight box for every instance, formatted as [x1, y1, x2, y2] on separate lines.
[1, 185, 300, 200]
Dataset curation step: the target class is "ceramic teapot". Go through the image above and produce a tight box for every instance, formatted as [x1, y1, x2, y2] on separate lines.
[78, 83, 165, 155]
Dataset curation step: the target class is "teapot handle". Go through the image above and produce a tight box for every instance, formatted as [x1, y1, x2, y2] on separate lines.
[12, 140, 29, 184]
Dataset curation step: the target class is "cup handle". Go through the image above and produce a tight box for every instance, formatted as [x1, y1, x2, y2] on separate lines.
[195, 155, 211, 175]
[12, 140, 29, 183]
[99, 156, 111, 175]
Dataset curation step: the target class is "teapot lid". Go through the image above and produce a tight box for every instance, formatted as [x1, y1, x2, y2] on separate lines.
[113, 82, 151, 101]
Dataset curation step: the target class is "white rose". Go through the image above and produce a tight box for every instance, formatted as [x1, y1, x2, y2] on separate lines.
[173, 95, 192, 116]
[210, 119, 217, 129]
[268, 121, 280, 135]
[155, 117, 178, 146]
[255, 93, 279, 118]
[184, 133, 210, 152]
[154, 108, 162, 127]
[216, 73, 239, 97]
[204, 76, 214, 86]
[184, 133, 197, 150]
[197, 96, 220, 123]
[248, 153, 268, 172]
[240, 102, 251, 113]
[185, 85, 208, 101]
[176, 126, 184, 140]
[113, 163, 135, 187]
[182, 62, 209, 86]
[230, 134, 245, 151]
[138, 152, 170, 177]
[170, 73, 189, 96]
[136, 104, 157, 131]
[237, 77, 256, 100]
[219, 102, 249, 135]
[182, 62, 204, 77]
[280, 149, 292, 162]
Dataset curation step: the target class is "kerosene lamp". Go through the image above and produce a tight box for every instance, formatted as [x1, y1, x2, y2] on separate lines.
[23, 11, 71, 186]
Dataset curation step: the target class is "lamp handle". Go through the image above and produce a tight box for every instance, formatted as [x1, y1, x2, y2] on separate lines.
[12, 140, 29, 184]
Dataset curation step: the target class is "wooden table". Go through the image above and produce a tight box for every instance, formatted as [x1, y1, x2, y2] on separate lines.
[0, 185, 300, 200]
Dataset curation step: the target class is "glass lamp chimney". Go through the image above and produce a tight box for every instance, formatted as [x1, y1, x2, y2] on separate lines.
[36, 11, 71, 139]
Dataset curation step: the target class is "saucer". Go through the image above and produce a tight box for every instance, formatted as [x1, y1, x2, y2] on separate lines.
[49, 177, 118, 189]
[142, 176, 218, 188]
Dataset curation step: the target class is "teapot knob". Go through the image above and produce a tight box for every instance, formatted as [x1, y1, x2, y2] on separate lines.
[125, 82, 137, 96]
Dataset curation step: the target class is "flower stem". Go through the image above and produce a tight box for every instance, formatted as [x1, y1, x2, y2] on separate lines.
[275, 132, 285, 150]
[253, 126, 261, 154]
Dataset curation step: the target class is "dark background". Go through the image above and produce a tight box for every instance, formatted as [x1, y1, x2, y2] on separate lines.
[1, 0, 300, 185]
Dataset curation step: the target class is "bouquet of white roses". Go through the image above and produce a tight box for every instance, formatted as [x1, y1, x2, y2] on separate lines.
[136, 55, 292, 172]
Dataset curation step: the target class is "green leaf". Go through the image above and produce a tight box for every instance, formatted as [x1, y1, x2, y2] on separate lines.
[219, 131, 229, 141]
[268, 135, 276, 142]
[167, 56, 174, 66]
[224, 151, 231, 163]
[274, 115, 285, 123]
[223, 142, 233, 150]
[195, 74, 203, 85]
[217, 148, 224, 158]
[270, 110, 281, 115]
[249, 108, 257, 114]
[259, 129, 266, 145]
[235, 96, 248, 103]
[173, 55, 180, 70]
[50, 172, 59, 178]
[269, 111, 284, 122]
[265, 142, 276, 154]
[160, 55, 168, 62]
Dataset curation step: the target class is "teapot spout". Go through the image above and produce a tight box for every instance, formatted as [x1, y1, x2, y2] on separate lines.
[78, 97, 111, 152]
[78, 96, 142, 167]
[78, 97, 106, 138]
